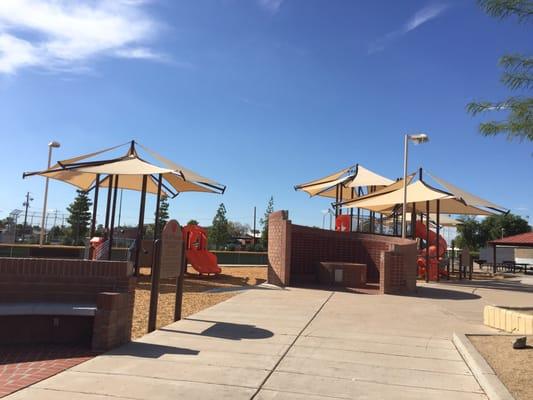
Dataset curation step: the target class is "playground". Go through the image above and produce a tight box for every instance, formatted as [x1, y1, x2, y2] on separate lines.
[1, 141, 532, 399]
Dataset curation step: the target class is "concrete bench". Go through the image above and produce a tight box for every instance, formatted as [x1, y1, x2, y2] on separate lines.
[0, 257, 136, 351]
[0, 303, 97, 317]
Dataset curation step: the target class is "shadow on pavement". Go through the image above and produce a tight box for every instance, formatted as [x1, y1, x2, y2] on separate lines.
[405, 285, 482, 300]
[160, 319, 274, 341]
[108, 342, 199, 358]
[444, 279, 533, 294]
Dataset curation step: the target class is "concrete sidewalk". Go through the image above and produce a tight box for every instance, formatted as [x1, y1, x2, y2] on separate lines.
[7, 280, 532, 399]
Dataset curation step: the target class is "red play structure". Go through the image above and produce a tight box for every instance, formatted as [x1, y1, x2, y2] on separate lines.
[182, 225, 221, 276]
[415, 221, 448, 280]
[335, 215, 351, 232]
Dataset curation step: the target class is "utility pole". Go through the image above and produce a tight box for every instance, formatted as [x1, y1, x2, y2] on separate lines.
[22, 192, 33, 242]
[253, 206, 257, 246]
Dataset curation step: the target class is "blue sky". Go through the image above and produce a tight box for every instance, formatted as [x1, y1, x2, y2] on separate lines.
[0, 0, 531, 230]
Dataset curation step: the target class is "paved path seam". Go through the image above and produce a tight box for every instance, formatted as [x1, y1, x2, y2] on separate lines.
[291, 344, 463, 361]
[250, 291, 335, 399]
[25, 387, 137, 400]
[67, 369, 263, 390]
[279, 355, 474, 377]
[269, 369, 485, 394]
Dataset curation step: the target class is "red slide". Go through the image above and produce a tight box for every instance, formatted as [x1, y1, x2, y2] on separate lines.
[182, 225, 221, 276]
[415, 221, 447, 280]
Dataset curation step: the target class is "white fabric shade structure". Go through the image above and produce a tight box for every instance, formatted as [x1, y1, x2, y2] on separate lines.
[343, 171, 504, 217]
[295, 164, 395, 201]
[24, 142, 225, 197]
[23, 140, 225, 272]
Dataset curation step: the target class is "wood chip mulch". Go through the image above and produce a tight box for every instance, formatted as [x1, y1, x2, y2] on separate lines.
[132, 266, 267, 339]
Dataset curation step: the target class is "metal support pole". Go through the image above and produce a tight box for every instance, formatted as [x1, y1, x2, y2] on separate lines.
[335, 185, 340, 218]
[134, 175, 148, 276]
[153, 174, 163, 241]
[350, 188, 354, 232]
[401, 134, 409, 238]
[39, 145, 54, 245]
[174, 236, 187, 321]
[108, 175, 119, 261]
[90, 174, 100, 238]
[253, 206, 257, 245]
[104, 175, 113, 234]
[436, 199, 440, 282]
[451, 239, 455, 275]
[410, 204, 416, 239]
[493, 244, 497, 274]
[148, 239, 162, 333]
[425, 200, 430, 283]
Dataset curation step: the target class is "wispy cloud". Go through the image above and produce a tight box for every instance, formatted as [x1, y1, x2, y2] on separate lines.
[368, 3, 448, 54]
[0, 0, 167, 74]
[258, 0, 284, 13]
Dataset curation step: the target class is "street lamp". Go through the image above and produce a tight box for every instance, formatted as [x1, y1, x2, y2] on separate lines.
[401, 133, 429, 238]
[39, 141, 61, 245]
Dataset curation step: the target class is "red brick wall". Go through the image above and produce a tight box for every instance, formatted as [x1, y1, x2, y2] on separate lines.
[0, 258, 136, 350]
[267, 211, 292, 286]
[268, 210, 417, 294]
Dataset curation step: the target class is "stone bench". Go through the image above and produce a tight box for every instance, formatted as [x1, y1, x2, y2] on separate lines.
[0, 303, 97, 317]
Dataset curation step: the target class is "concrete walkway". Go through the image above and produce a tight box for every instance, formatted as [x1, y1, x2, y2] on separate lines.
[7, 280, 533, 400]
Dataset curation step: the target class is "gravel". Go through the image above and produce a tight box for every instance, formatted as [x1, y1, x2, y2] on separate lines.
[469, 335, 533, 400]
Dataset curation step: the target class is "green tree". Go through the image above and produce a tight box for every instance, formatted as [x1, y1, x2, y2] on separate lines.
[186, 219, 199, 226]
[66, 190, 92, 245]
[455, 217, 484, 250]
[156, 195, 170, 235]
[467, 0, 533, 141]
[209, 203, 230, 250]
[480, 213, 531, 240]
[455, 213, 531, 250]
[260, 196, 274, 248]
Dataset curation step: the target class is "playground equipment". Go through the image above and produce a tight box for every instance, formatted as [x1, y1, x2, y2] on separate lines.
[415, 221, 448, 280]
[335, 215, 351, 232]
[182, 224, 221, 275]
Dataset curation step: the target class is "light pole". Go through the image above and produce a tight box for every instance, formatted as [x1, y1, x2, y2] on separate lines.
[39, 141, 61, 245]
[402, 133, 429, 238]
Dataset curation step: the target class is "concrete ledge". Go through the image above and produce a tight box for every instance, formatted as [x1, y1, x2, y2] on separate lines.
[484, 305, 533, 334]
[453, 332, 514, 400]
[0, 303, 97, 316]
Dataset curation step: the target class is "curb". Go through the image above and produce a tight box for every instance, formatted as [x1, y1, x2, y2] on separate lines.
[453, 333, 514, 400]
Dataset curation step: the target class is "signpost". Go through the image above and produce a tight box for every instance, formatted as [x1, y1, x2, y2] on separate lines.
[147, 220, 185, 333]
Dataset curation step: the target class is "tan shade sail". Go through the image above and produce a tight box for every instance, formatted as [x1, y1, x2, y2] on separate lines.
[344, 180, 495, 216]
[347, 165, 394, 187]
[295, 166, 354, 191]
[23, 141, 225, 197]
[427, 171, 507, 213]
[295, 164, 393, 200]
[404, 213, 461, 227]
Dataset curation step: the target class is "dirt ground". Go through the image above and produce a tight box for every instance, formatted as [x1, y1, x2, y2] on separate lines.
[469, 335, 533, 400]
[132, 266, 267, 339]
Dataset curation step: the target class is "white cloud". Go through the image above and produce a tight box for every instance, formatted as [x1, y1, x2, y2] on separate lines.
[0, 0, 165, 74]
[369, 3, 448, 54]
[258, 0, 284, 13]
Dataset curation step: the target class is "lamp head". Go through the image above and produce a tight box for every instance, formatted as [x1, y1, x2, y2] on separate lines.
[48, 141, 61, 148]
[407, 133, 429, 144]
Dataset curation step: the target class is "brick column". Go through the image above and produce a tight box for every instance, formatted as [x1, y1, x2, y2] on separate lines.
[267, 210, 292, 286]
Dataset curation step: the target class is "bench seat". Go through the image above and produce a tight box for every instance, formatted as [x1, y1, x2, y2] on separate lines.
[0, 303, 97, 317]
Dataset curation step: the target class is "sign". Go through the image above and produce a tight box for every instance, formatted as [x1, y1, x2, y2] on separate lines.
[160, 220, 184, 279]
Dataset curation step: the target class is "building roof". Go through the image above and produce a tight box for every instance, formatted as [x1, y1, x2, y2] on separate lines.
[489, 232, 533, 247]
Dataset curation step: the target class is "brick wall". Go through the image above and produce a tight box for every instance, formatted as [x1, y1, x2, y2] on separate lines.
[267, 211, 292, 286]
[268, 210, 417, 294]
[0, 258, 136, 351]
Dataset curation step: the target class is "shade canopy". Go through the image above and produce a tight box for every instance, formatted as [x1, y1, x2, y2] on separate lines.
[295, 164, 394, 200]
[405, 213, 461, 227]
[344, 179, 496, 216]
[23, 141, 226, 197]
[489, 232, 533, 247]
[427, 171, 508, 213]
